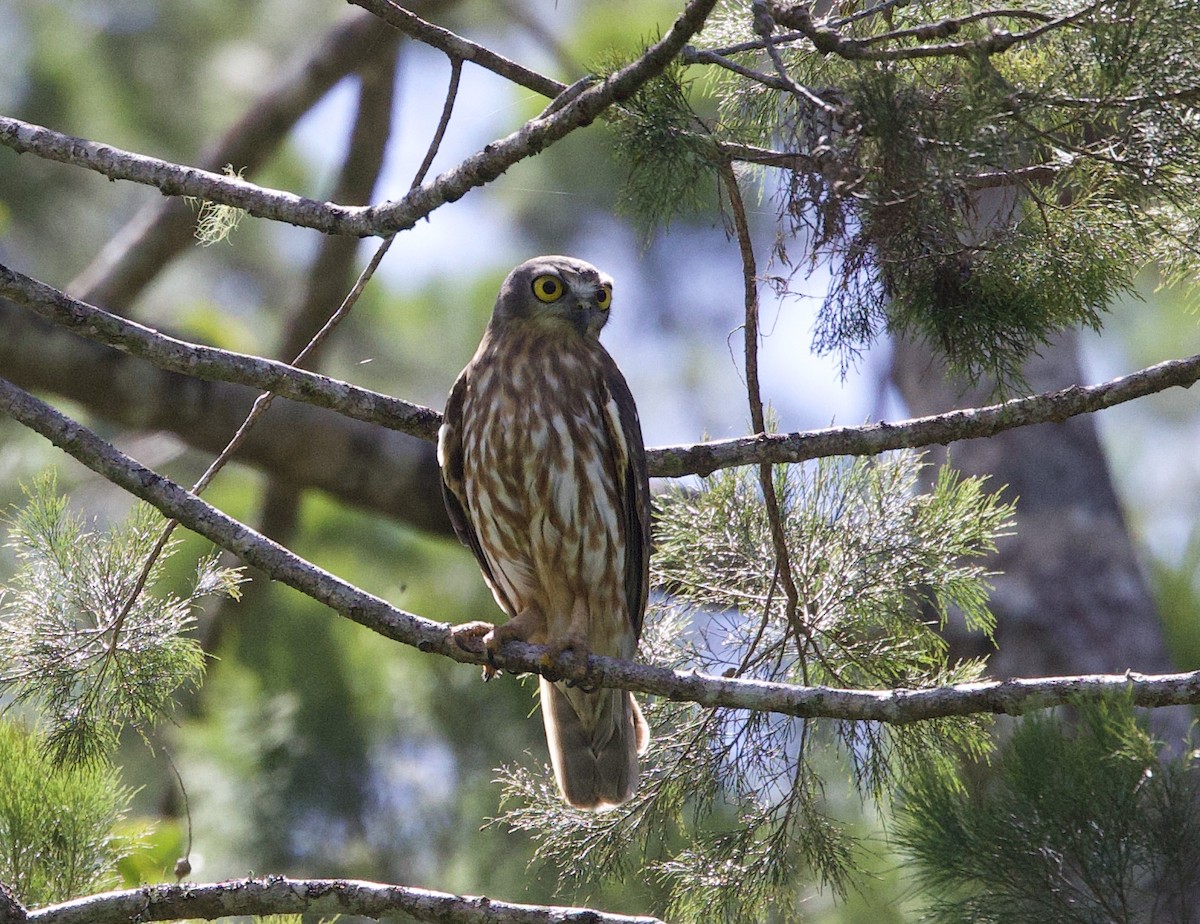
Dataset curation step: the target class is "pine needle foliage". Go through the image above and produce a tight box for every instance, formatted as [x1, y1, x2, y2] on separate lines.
[0, 472, 243, 764]
[0, 717, 142, 906]
[895, 696, 1200, 923]
[496, 452, 1014, 922]
[605, 58, 722, 238]
[614, 0, 1200, 387]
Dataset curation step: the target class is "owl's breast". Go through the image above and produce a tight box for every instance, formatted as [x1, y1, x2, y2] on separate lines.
[459, 334, 626, 609]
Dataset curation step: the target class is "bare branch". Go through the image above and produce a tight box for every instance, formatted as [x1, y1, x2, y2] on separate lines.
[6, 261, 1200, 484]
[0, 261, 440, 440]
[0, 116, 374, 236]
[26, 877, 663, 924]
[5, 375, 1200, 726]
[722, 161, 808, 672]
[69, 10, 398, 306]
[681, 47, 792, 90]
[752, 1, 838, 113]
[349, 0, 566, 99]
[849, 7, 1056, 47]
[411, 56, 463, 188]
[0, 0, 717, 239]
[768, 0, 1105, 61]
[363, 0, 720, 234]
[0, 299, 449, 533]
[646, 353, 1200, 476]
[719, 141, 1064, 192]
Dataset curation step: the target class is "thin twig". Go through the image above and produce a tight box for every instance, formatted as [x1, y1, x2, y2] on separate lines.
[721, 161, 810, 682]
[6, 374, 1200, 724]
[680, 46, 792, 91]
[96, 235, 395, 674]
[850, 8, 1057, 48]
[412, 57, 463, 187]
[769, 0, 1106, 62]
[110, 43, 410, 623]
[101, 43, 422, 663]
[223, 42, 404, 648]
[350, 0, 566, 99]
[752, 1, 838, 114]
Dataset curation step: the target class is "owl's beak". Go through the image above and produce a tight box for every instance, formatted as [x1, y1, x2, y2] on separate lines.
[565, 282, 609, 337]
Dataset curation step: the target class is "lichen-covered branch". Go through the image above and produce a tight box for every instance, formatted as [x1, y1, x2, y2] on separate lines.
[4, 374, 1200, 726]
[25, 877, 663, 924]
[0, 116, 373, 235]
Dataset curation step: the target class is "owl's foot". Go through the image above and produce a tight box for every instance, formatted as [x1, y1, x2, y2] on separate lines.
[543, 634, 597, 690]
[451, 620, 495, 653]
[485, 605, 546, 659]
[450, 621, 500, 681]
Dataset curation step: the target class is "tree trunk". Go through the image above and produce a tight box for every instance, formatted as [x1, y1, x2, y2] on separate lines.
[890, 330, 1192, 746]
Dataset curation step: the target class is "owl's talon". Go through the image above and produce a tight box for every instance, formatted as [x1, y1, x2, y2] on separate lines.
[451, 621, 504, 681]
[565, 674, 602, 694]
[544, 638, 594, 689]
[451, 620, 494, 652]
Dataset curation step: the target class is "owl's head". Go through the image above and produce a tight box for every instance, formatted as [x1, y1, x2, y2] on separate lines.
[492, 255, 614, 339]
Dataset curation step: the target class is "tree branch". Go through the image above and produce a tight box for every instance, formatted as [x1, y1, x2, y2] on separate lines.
[767, 0, 1104, 61]
[7, 259, 1200, 483]
[360, 0, 719, 235]
[0, 299, 450, 533]
[721, 161, 809, 673]
[26, 877, 662, 924]
[0, 0, 717, 239]
[69, 10, 399, 307]
[646, 352, 1200, 476]
[0, 261, 439, 439]
[349, 0, 566, 99]
[0, 115, 375, 235]
[5, 374, 1200, 726]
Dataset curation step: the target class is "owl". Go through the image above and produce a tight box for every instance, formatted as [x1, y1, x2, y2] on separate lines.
[437, 255, 651, 809]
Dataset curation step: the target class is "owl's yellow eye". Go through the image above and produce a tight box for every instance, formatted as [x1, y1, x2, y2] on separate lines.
[531, 275, 564, 303]
[596, 284, 612, 310]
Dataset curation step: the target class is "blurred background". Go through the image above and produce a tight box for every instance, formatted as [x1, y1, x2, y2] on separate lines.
[2, 0, 1199, 918]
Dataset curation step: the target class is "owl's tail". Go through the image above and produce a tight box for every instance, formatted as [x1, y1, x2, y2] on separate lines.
[540, 677, 649, 810]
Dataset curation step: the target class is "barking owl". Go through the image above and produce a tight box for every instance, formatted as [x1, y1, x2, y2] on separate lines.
[437, 255, 651, 809]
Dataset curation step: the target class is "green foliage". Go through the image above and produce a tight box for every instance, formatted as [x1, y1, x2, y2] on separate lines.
[896, 697, 1200, 923]
[0, 471, 242, 763]
[608, 59, 722, 238]
[497, 452, 1014, 922]
[669, 0, 1200, 386]
[1150, 525, 1200, 672]
[0, 718, 142, 906]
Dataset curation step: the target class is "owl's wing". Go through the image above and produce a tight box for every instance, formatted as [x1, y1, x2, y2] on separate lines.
[438, 373, 503, 596]
[598, 356, 652, 638]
